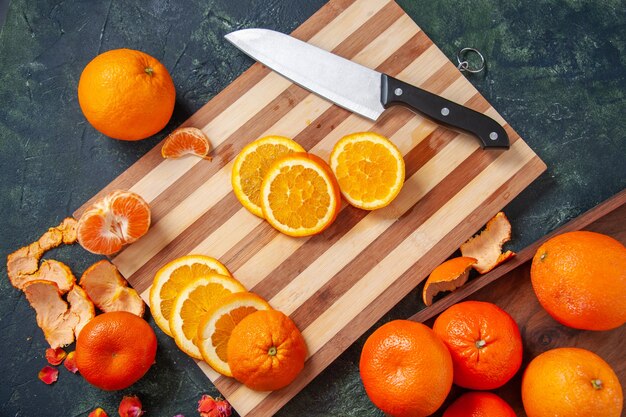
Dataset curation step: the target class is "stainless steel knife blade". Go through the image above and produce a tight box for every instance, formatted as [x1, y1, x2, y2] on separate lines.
[225, 28, 509, 149]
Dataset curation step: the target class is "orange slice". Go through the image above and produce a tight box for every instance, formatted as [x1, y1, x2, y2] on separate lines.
[260, 152, 341, 237]
[161, 127, 212, 159]
[23, 280, 95, 348]
[460, 212, 516, 274]
[422, 257, 477, 306]
[329, 132, 405, 210]
[80, 260, 145, 316]
[169, 274, 245, 359]
[149, 254, 232, 337]
[197, 292, 271, 376]
[232, 136, 305, 217]
[77, 190, 151, 255]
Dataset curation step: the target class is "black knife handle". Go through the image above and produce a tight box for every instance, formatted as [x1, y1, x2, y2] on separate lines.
[381, 74, 509, 149]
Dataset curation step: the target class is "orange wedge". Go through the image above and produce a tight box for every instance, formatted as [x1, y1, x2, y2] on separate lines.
[422, 257, 477, 306]
[197, 292, 271, 376]
[149, 254, 232, 337]
[161, 127, 212, 159]
[169, 274, 245, 359]
[77, 190, 151, 255]
[232, 136, 305, 217]
[329, 132, 405, 210]
[260, 152, 341, 237]
[80, 260, 145, 317]
[460, 212, 516, 274]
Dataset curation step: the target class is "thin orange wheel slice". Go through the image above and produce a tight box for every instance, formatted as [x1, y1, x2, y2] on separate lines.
[197, 292, 271, 376]
[169, 274, 246, 359]
[329, 132, 405, 210]
[161, 127, 212, 159]
[422, 257, 477, 306]
[260, 152, 341, 237]
[77, 190, 151, 255]
[232, 136, 305, 218]
[149, 254, 232, 337]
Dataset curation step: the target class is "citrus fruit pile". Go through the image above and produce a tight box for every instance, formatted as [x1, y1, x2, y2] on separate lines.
[150, 254, 307, 391]
[360, 230, 625, 417]
[231, 132, 405, 236]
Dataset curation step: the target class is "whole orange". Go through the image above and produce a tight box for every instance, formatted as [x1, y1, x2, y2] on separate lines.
[226, 309, 307, 391]
[531, 231, 626, 330]
[522, 347, 623, 417]
[359, 320, 453, 417]
[78, 48, 175, 141]
[75, 311, 157, 390]
[443, 392, 517, 417]
[433, 300, 522, 390]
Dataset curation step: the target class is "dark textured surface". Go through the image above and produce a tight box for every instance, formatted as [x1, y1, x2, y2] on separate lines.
[0, 1, 624, 416]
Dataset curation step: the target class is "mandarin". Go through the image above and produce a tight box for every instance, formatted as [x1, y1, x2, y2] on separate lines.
[360, 320, 453, 417]
[443, 392, 517, 417]
[75, 311, 157, 391]
[522, 347, 623, 417]
[531, 231, 626, 330]
[78, 48, 175, 141]
[227, 309, 307, 391]
[433, 300, 522, 390]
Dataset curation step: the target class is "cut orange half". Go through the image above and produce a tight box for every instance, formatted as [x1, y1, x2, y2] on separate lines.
[422, 257, 477, 306]
[232, 136, 305, 218]
[161, 127, 212, 159]
[169, 274, 245, 359]
[329, 132, 405, 210]
[197, 292, 271, 376]
[260, 152, 341, 237]
[149, 255, 232, 337]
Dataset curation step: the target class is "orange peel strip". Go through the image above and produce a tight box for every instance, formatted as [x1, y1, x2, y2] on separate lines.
[422, 257, 477, 306]
[64, 351, 78, 374]
[45, 347, 67, 366]
[38, 365, 59, 385]
[7, 217, 77, 288]
[80, 260, 145, 317]
[11, 259, 76, 293]
[88, 408, 109, 417]
[23, 280, 95, 348]
[118, 395, 143, 417]
[67, 285, 96, 338]
[460, 212, 516, 274]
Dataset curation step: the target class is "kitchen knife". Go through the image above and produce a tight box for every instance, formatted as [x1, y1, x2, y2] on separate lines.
[225, 28, 509, 149]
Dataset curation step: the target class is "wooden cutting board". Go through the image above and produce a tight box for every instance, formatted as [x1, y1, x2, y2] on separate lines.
[75, 0, 546, 415]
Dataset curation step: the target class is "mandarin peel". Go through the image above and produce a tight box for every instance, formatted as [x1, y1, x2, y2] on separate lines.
[45, 347, 67, 366]
[422, 257, 477, 306]
[63, 351, 78, 373]
[460, 211, 516, 274]
[38, 365, 59, 385]
[118, 395, 144, 417]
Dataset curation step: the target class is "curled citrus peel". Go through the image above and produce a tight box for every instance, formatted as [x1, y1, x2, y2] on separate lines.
[38, 365, 59, 385]
[88, 408, 109, 417]
[11, 259, 76, 294]
[198, 395, 232, 417]
[7, 217, 77, 288]
[118, 395, 144, 417]
[64, 351, 78, 373]
[23, 280, 95, 348]
[460, 212, 516, 274]
[422, 257, 477, 306]
[161, 127, 212, 160]
[80, 260, 145, 316]
[77, 190, 151, 255]
[45, 347, 67, 366]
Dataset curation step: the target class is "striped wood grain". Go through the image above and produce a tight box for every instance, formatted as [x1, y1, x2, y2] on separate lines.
[75, 0, 546, 415]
